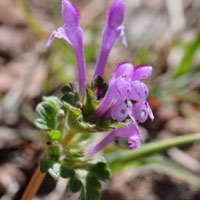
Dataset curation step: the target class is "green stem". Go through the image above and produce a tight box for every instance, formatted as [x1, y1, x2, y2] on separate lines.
[106, 133, 200, 166]
[22, 129, 75, 199]
[62, 129, 75, 147]
[21, 165, 46, 200]
[16, 0, 49, 40]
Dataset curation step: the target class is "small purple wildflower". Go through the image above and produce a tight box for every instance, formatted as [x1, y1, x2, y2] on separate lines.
[94, 63, 152, 120]
[93, 0, 127, 79]
[46, 0, 86, 96]
[87, 63, 154, 154]
[46, 0, 154, 155]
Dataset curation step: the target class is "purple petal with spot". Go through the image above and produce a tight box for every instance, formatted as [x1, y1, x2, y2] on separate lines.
[130, 81, 149, 101]
[132, 65, 152, 81]
[133, 101, 154, 122]
[132, 101, 148, 123]
[111, 100, 129, 122]
[114, 62, 133, 79]
[115, 78, 131, 98]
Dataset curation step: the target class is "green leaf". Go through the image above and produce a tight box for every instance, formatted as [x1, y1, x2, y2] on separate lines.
[79, 173, 101, 200]
[60, 166, 75, 178]
[86, 174, 101, 190]
[88, 155, 107, 165]
[61, 83, 80, 106]
[61, 86, 71, 93]
[35, 118, 48, 130]
[48, 144, 61, 161]
[74, 91, 80, 103]
[173, 30, 200, 77]
[40, 159, 54, 173]
[69, 177, 82, 193]
[90, 162, 110, 182]
[36, 102, 56, 119]
[48, 163, 61, 179]
[36, 101, 57, 129]
[43, 96, 62, 109]
[88, 156, 110, 182]
[47, 130, 62, 141]
[65, 106, 96, 133]
[35, 96, 66, 131]
[63, 102, 82, 116]
[62, 92, 75, 106]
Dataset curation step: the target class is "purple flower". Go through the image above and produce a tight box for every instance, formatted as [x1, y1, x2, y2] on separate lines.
[93, 0, 127, 79]
[46, 0, 154, 155]
[87, 120, 141, 155]
[46, 0, 86, 96]
[87, 63, 153, 154]
[94, 63, 152, 119]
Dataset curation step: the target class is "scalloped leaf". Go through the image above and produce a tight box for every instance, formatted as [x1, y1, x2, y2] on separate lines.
[40, 159, 54, 173]
[60, 166, 75, 178]
[69, 177, 82, 193]
[48, 162, 61, 179]
[47, 130, 62, 141]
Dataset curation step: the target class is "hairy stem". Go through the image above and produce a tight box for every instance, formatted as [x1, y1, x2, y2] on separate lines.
[21, 165, 46, 200]
[22, 129, 75, 199]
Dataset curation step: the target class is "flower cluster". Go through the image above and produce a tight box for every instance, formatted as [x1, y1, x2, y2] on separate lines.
[88, 63, 154, 154]
[47, 0, 154, 154]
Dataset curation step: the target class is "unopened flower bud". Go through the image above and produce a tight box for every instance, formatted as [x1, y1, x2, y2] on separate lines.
[59, 109, 65, 117]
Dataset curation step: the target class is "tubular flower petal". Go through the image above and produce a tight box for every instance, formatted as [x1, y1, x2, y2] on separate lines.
[86, 122, 141, 155]
[93, 0, 126, 78]
[86, 130, 117, 155]
[47, 0, 86, 96]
